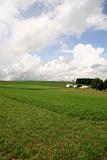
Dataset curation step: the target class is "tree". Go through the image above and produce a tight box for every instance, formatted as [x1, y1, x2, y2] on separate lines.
[91, 78, 104, 90]
[104, 79, 107, 90]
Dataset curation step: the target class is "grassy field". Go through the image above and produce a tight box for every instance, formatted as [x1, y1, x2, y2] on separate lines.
[0, 81, 107, 160]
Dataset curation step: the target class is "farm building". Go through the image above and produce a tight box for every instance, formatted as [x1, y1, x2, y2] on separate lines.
[66, 84, 89, 89]
[80, 85, 89, 89]
[73, 85, 78, 88]
[66, 84, 74, 88]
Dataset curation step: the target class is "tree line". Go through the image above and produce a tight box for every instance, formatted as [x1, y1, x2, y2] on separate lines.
[76, 78, 107, 91]
[76, 78, 93, 85]
[91, 78, 107, 91]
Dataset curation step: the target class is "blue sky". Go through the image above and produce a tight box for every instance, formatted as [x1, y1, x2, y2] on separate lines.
[0, 0, 107, 80]
[20, 0, 107, 60]
[103, 0, 107, 14]
[38, 29, 107, 61]
[25, 0, 107, 61]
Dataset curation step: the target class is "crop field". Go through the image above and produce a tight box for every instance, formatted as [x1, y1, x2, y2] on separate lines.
[0, 81, 107, 160]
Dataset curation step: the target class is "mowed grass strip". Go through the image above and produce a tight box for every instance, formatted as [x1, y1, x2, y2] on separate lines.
[0, 82, 107, 159]
[0, 87, 107, 121]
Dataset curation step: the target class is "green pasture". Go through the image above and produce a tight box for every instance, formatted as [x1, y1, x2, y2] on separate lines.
[0, 81, 107, 160]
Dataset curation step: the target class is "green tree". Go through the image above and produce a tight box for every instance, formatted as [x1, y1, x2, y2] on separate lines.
[104, 79, 107, 90]
[91, 78, 104, 91]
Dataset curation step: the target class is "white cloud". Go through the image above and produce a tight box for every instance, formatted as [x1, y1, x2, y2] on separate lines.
[72, 44, 105, 67]
[87, 1, 107, 30]
[0, 0, 107, 80]
[59, 42, 73, 54]
[1, 0, 106, 53]
[1, 43, 107, 81]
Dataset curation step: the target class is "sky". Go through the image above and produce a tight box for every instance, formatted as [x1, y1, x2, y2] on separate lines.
[0, 0, 107, 81]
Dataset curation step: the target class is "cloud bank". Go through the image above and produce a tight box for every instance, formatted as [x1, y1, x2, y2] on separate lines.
[1, 43, 107, 81]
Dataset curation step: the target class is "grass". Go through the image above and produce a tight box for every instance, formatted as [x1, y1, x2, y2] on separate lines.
[0, 81, 107, 160]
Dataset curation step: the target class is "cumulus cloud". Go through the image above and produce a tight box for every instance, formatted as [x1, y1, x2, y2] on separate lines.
[1, 43, 107, 81]
[72, 44, 105, 67]
[1, 0, 106, 52]
[0, 0, 107, 80]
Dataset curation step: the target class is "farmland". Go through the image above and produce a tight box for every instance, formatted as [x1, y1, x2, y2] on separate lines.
[0, 81, 107, 160]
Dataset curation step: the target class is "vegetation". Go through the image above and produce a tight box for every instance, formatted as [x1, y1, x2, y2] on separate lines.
[0, 81, 107, 160]
[76, 78, 93, 85]
[91, 78, 104, 91]
[76, 78, 107, 91]
[104, 79, 107, 90]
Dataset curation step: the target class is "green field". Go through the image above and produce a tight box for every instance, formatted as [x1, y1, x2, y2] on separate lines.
[0, 81, 107, 160]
